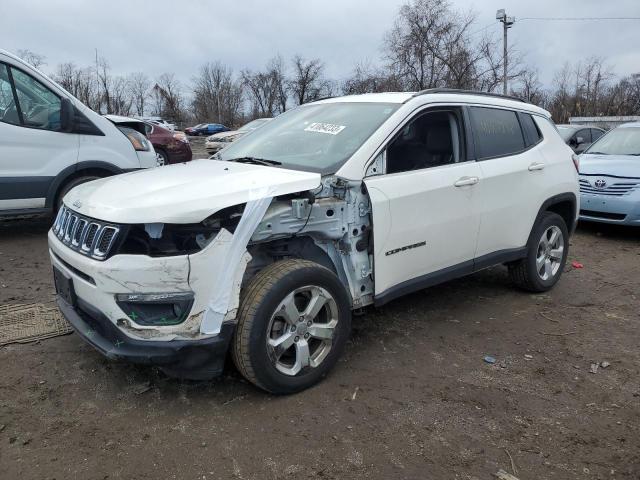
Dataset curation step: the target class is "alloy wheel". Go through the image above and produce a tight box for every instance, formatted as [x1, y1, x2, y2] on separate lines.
[266, 285, 339, 376]
[536, 225, 564, 281]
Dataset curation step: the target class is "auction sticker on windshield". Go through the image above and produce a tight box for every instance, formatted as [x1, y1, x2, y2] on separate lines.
[304, 122, 346, 135]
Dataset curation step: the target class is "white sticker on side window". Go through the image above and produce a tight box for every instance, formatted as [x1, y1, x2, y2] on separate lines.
[304, 122, 346, 135]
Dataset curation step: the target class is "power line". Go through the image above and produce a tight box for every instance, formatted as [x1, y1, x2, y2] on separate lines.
[469, 20, 499, 37]
[519, 17, 640, 21]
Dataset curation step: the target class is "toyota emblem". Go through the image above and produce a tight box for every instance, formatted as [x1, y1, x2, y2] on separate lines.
[594, 179, 607, 189]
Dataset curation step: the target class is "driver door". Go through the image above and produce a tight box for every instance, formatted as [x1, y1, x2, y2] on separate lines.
[0, 62, 79, 211]
[364, 107, 481, 303]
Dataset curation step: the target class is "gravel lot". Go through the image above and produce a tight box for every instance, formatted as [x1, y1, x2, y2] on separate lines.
[0, 210, 639, 479]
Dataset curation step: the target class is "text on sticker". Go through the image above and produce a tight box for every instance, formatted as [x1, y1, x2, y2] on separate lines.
[304, 123, 346, 135]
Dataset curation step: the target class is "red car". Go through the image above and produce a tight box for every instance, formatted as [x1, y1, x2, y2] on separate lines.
[144, 122, 192, 165]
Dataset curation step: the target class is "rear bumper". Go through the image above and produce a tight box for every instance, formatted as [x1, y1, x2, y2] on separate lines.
[57, 294, 233, 372]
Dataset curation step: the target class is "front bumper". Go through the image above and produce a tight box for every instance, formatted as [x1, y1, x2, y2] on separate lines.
[579, 192, 640, 226]
[57, 294, 233, 372]
[205, 141, 226, 152]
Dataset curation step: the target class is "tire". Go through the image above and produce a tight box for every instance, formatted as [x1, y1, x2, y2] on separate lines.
[55, 175, 100, 212]
[156, 149, 169, 166]
[509, 212, 569, 292]
[232, 259, 351, 394]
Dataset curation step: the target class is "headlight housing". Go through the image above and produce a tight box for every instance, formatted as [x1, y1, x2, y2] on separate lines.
[173, 132, 189, 144]
[118, 126, 151, 151]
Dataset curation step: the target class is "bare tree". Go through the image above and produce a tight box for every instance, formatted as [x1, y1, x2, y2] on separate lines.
[128, 72, 151, 116]
[242, 56, 289, 117]
[16, 49, 46, 69]
[53, 62, 100, 111]
[152, 73, 185, 123]
[289, 55, 330, 104]
[342, 61, 402, 94]
[192, 62, 244, 126]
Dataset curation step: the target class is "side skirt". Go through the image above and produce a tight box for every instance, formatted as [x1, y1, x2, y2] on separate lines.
[373, 247, 527, 307]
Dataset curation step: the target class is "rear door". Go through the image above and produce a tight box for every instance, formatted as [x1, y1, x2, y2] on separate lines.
[472, 107, 546, 260]
[365, 106, 482, 300]
[0, 62, 79, 212]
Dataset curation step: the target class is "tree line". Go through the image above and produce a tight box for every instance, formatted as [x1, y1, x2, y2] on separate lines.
[16, 0, 640, 127]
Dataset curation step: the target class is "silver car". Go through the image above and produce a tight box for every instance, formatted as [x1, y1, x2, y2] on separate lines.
[578, 122, 640, 226]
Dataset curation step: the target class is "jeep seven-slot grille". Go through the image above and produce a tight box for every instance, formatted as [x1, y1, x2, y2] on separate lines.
[579, 178, 640, 196]
[52, 206, 120, 260]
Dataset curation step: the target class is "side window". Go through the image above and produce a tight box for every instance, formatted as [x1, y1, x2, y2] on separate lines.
[386, 109, 463, 174]
[0, 64, 20, 125]
[518, 112, 543, 147]
[10, 66, 61, 131]
[575, 129, 591, 144]
[469, 107, 525, 159]
[591, 129, 604, 141]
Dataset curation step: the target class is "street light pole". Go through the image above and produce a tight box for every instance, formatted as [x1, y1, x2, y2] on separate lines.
[496, 9, 515, 95]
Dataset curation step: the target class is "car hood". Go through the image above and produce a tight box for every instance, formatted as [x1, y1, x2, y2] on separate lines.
[63, 159, 321, 224]
[207, 130, 241, 141]
[579, 154, 640, 178]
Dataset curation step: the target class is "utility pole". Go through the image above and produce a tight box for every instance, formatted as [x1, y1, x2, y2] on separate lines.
[496, 9, 515, 95]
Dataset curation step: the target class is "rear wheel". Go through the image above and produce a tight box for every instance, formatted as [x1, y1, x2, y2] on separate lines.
[509, 212, 569, 292]
[232, 259, 351, 394]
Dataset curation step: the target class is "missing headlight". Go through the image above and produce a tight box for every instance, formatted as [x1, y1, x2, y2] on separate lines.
[116, 204, 245, 257]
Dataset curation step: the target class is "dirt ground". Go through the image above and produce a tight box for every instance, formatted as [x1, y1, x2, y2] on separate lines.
[0, 215, 639, 480]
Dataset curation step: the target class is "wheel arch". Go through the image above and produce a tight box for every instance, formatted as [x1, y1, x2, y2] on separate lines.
[536, 192, 578, 237]
[45, 161, 123, 208]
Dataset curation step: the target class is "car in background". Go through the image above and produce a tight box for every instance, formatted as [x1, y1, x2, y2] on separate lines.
[578, 123, 640, 226]
[557, 124, 605, 153]
[141, 116, 177, 131]
[184, 123, 206, 136]
[143, 122, 192, 166]
[205, 118, 272, 153]
[193, 123, 229, 136]
[0, 49, 156, 218]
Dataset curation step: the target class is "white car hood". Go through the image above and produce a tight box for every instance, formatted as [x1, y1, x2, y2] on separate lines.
[64, 159, 321, 224]
[579, 154, 640, 179]
[207, 130, 242, 141]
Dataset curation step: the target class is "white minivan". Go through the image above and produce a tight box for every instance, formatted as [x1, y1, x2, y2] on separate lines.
[0, 49, 156, 218]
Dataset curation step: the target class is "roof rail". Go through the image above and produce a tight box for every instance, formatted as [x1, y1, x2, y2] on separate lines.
[410, 88, 526, 103]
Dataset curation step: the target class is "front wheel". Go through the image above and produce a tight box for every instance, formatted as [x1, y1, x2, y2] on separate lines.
[232, 259, 351, 394]
[509, 212, 569, 292]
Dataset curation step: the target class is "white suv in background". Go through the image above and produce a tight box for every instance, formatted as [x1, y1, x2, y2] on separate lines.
[49, 89, 579, 394]
[0, 49, 156, 218]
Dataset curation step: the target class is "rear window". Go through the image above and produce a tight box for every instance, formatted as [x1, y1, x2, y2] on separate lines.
[518, 113, 543, 146]
[469, 107, 525, 159]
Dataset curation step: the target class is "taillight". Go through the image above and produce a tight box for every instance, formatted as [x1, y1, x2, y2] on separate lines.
[572, 153, 580, 172]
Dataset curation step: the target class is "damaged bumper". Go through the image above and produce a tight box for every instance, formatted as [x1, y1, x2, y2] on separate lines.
[56, 294, 233, 372]
[48, 228, 239, 375]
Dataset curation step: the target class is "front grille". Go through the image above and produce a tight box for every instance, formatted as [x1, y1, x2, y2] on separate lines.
[580, 209, 627, 221]
[52, 206, 121, 260]
[579, 178, 640, 196]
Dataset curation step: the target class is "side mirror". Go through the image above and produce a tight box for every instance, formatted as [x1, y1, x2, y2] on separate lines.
[60, 98, 75, 132]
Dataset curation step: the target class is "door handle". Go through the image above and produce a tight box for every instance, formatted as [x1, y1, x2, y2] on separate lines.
[454, 176, 479, 187]
[528, 162, 545, 171]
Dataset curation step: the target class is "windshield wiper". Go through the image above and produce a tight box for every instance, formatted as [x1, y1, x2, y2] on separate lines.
[587, 152, 609, 155]
[225, 156, 282, 166]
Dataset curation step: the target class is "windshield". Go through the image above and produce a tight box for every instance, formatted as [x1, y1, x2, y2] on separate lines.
[556, 126, 575, 141]
[218, 102, 399, 173]
[585, 127, 640, 156]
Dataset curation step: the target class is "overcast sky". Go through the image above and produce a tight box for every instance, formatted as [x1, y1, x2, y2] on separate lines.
[2, 0, 639, 89]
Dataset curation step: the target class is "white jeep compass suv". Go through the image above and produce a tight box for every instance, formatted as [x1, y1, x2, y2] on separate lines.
[49, 89, 579, 394]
